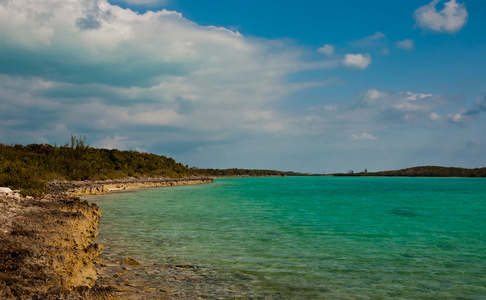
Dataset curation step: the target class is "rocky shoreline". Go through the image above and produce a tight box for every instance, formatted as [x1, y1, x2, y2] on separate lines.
[48, 177, 214, 196]
[0, 177, 214, 299]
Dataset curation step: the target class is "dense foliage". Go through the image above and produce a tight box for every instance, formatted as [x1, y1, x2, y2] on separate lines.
[0, 137, 191, 195]
[0, 137, 299, 195]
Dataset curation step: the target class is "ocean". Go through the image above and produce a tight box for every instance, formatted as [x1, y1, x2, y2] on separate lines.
[89, 177, 486, 299]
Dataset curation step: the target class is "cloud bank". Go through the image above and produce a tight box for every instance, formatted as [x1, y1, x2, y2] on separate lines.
[0, 0, 326, 141]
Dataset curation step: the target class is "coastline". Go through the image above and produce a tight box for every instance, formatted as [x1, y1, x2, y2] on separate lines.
[0, 177, 214, 299]
[48, 176, 214, 196]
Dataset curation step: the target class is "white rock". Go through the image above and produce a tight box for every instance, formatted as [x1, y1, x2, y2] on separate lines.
[0, 187, 13, 193]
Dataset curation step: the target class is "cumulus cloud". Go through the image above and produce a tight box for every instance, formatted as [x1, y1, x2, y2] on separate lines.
[430, 112, 441, 121]
[0, 0, 341, 158]
[317, 44, 334, 56]
[395, 39, 414, 50]
[414, 0, 468, 34]
[342, 53, 371, 69]
[365, 89, 387, 100]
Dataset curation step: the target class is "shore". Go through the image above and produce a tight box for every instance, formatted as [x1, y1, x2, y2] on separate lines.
[0, 177, 214, 299]
[48, 177, 214, 196]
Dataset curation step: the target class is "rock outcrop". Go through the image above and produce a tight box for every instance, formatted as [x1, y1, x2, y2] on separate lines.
[0, 177, 214, 299]
[48, 177, 214, 196]
[0, 191, 114, 299]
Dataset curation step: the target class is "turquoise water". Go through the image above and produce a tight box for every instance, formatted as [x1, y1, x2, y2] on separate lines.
[90, 177, 486, 299]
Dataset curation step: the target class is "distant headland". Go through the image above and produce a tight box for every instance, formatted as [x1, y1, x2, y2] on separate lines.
[330, 166, 486, 178]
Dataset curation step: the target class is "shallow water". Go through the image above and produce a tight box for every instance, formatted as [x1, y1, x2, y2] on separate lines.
[89, 177, 486, 299]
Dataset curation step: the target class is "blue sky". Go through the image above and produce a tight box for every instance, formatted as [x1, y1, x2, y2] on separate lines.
[0, 0, 485, 173]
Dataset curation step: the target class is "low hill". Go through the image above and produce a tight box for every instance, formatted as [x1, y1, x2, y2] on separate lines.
[333, 166, 486, 177]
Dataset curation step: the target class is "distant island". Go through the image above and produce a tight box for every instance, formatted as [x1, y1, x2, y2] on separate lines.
[331, 166, 486, 178]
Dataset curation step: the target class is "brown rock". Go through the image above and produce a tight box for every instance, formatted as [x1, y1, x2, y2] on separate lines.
[124, 257, 141, 266]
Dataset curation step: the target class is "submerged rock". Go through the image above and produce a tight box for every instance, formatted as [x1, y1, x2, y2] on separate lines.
[124, 257, 142, 266]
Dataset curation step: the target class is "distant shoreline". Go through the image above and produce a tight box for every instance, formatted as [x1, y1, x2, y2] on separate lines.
[329, 166, 486, 178]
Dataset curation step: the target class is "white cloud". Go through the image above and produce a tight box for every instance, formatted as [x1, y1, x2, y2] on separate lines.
[395, 39, 414, 50]
[350, 89, 442, 122]
[351, 132, 377, 140]
[317, 44, 334, 56]
[353, 32, 386, 47]
[342, 53, 371, 69]
[122, 0, 170, 5]
[451, 113, 464, 123]
[430, 112, 442, 121]
[365, 89, 387, 100]
[404, 91, 433, 101]
[0, 0, 338, 140]
[96, 134, 129, 150]
[414, 0, 468, 34]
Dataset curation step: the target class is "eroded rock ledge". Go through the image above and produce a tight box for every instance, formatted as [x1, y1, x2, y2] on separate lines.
[0, 191, 114, 299]
[0, 177, 214, 299]
[48, 177, 214, 196]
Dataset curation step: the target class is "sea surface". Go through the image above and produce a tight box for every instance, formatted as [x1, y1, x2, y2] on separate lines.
[89, 177, 486, 299]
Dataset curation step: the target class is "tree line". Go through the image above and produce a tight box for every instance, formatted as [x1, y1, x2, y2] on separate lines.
[0, 136, 299, 195]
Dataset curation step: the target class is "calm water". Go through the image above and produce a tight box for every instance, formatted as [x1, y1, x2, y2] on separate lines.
[89, 177, 486, 299]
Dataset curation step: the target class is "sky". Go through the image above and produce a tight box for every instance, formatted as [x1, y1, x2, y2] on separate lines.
[0, 0, 485, 173]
